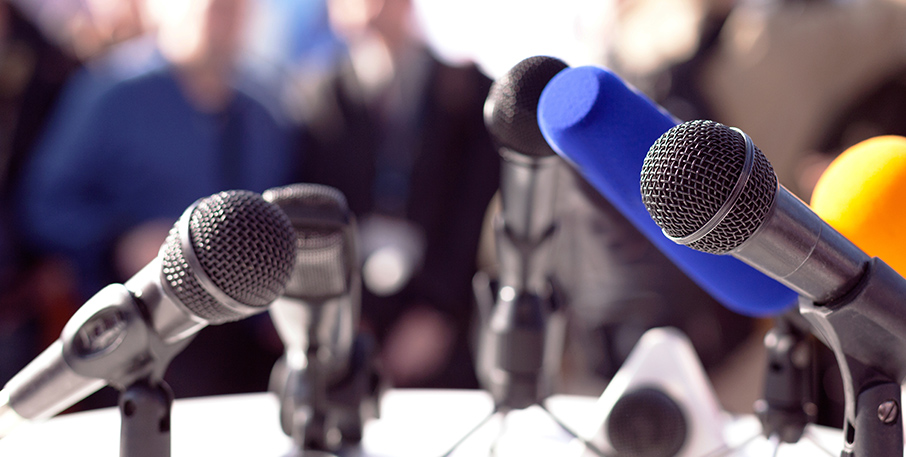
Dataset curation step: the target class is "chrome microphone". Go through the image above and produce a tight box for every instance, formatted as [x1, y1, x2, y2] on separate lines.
[640, 120, 868, 304]
[264, 183, 376, 451]
[0, 190, 296, 438]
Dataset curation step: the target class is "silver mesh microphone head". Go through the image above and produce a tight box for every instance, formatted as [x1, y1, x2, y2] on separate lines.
[161, 190, 297, 324]
[263, 184, 354, 301]
[484, 56, 568, 158]
[640, 120, 778, 254]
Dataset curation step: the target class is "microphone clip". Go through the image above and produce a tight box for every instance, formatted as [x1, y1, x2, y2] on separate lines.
[800, 258, 906, 457]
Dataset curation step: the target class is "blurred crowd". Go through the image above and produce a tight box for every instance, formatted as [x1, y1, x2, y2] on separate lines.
[1, 0, 906, 425]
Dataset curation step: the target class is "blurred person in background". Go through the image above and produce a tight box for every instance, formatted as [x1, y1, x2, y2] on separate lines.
[293, 0, 500, 389]
[13, 0, 296, 406]
[0, 0, 164, 391]
[646, 0, 906, 200]
[0, 0, 82, 389]
[303, 0, 758, 398]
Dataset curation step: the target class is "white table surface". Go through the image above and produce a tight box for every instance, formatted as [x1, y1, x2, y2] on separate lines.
[0, 389, 849, 457]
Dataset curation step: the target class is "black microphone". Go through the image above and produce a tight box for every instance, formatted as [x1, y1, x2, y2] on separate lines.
[640, 120, 906, 455]
[263, 183, 374, 451]
[640, 119, 870, 304]
[476, 55, 569, 410]
[0, 190, 297, 437]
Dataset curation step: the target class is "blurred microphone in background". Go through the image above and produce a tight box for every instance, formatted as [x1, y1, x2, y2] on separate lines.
[295, 0, 500, 389]
[264, 183, 380, 453]
[0, 190, 296, 439]
[476, 55, 568, 411]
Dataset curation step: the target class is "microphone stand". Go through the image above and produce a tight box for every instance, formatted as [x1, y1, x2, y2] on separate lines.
[273, 330, 381, 453]
[799, 258, 905, 457]
[119, 378, 175, 457]
[58, 284, 197, 457]
[439, 217, 607, 457]
[755, 310, 818, 445]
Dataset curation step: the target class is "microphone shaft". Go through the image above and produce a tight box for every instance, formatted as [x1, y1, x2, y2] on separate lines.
[732, 188, 869, 304]
[499, 150, 559, 242]
[801, 258, 906, 385]
[497, 150, 559, 295]
[2, 341, 105, 423]
[126, 261, 207, 344]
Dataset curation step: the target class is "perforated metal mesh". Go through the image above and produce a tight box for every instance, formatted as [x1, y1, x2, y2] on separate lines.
[161, 190, 296, 324]
[263, 184, 353, 300]
[607, 387, 687, 457]
[484, 56, 567, 157]
[641, 120, 777, 254]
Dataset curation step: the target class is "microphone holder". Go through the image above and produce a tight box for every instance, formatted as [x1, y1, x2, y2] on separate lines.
[57, 284, 196, 457]
[755, 311, 817, 444]
[119, 378, 174, 457]
[273, 331, 382, 453]
[440, 271, 606, 457]
[799, 258, 906, 457]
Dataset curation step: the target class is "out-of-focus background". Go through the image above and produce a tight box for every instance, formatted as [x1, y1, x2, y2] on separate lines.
[2, 0, 906, 429]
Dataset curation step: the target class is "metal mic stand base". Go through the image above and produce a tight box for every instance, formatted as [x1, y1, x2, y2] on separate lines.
[274, 332, 382, 454]
[119, 379, 174, 457]
[438, 402, 608, 457]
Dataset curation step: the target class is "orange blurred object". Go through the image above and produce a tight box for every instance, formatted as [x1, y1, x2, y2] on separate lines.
[810, 135, 906, 276]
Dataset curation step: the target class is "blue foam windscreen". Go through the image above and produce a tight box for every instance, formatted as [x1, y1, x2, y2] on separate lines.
[538, 65, 797, 316]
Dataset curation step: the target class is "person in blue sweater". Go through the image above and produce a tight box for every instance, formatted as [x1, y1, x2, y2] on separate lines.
[17, 0, 295, 299]
[13, 0, 296, 404]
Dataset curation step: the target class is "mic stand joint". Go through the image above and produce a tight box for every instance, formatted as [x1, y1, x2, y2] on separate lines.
[755, 312, 817, 444]
[119, 378, 174, 457]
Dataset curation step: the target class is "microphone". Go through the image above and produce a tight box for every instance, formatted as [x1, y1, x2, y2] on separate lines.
[537, 65, 797, 317]
[476, 55, 568, 410]
[810, 135, 906, 277]
[640, 120, 871, 309]
[0, 190, 297, 437]
[640, 120, 906, 455]
[263, 183, 373, 451]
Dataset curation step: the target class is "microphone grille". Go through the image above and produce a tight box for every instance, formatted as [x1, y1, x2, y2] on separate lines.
[641, 120, 777, 254]
[607, 387, 687, 457]
[162, 190, 296, 324]
[263, 184, 354, 300]
[484, 56, 568, 157]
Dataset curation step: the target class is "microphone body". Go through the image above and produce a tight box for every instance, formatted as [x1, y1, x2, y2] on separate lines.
[476, 56, 568, 409]
[495, 150, 560, 293]
[641, 120, 906, 453]
[729, 189, 867, 303]
[537, 66, 797, 316]
[0, 190, 297, 437]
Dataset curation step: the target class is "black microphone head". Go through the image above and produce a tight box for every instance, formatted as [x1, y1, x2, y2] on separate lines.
[263, 183, 355, 301]
[607, 387, 687, 457]
[484, 55, 568, 158]
[161, 190, 297, 324]
[640, 120, 777, 254]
